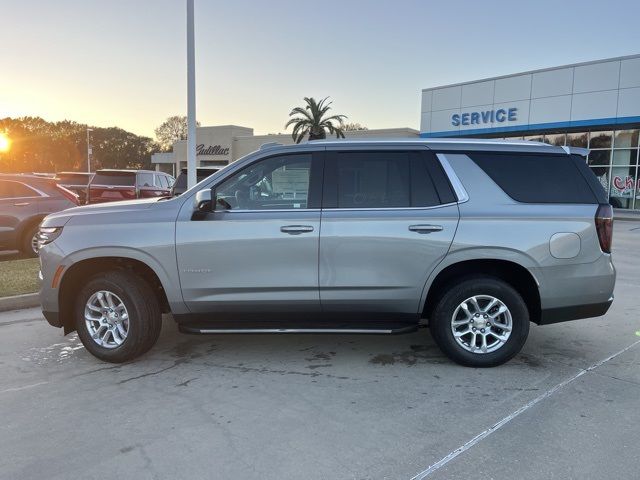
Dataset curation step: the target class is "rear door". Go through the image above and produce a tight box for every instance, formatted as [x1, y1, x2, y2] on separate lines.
[319, 148, 459, 318]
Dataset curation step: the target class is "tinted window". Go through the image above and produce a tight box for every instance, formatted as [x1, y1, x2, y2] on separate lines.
[92, 172, 136, 186]
[0, 180, 39, 199]
[331, 152, 442, 208]
[470, 153, 598, 204]
[216, 154, 313, 210]
[138, 173, 154, 187]
[336, 152, 410, 208]
[56, 173, 91, 184]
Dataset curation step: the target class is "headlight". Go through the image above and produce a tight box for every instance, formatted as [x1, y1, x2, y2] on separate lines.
[37, 226, 63, 250]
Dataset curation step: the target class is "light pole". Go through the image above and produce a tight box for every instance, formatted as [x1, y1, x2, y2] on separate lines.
[86, 128, 93, 173]
[186, 0, 197, 189]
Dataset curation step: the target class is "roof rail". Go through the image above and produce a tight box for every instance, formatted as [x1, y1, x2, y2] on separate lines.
[260, 142, 284, 150]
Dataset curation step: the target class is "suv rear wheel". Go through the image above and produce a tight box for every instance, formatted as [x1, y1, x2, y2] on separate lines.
[430, 276, 529, 367]
[75, 270, 162, 363]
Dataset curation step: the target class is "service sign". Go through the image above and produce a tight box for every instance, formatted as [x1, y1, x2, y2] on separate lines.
[452, 107, 518, 127]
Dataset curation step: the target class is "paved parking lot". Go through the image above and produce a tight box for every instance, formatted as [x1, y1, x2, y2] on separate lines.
[1, 221, 639, 480]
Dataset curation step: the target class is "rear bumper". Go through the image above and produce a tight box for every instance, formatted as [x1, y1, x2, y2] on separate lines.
[539, 297, 613, 325]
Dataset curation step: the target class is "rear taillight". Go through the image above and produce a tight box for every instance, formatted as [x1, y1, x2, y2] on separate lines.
[595, 204, 613, 253]
[55, 184, 80, 205]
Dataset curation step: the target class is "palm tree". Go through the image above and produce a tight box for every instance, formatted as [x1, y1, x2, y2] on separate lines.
[285, 97, 347, 143]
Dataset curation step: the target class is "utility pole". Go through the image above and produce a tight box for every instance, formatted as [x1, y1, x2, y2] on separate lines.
[86, 128, 93, 172]
[186, 0, 197, 189]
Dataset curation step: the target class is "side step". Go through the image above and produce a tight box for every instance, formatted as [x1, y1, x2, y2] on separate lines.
[178, 321, 417, 335]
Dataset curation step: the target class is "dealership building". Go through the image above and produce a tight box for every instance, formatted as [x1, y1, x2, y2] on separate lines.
[153, 54, 640, 210]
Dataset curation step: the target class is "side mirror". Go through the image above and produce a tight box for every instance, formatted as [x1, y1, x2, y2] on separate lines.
[193, 188, 212, 213]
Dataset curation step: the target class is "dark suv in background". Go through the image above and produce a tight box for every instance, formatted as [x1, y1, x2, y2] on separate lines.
[171, 167, 219, 196]
[88, 169, 174, 204]
[0, 174, 79, 256]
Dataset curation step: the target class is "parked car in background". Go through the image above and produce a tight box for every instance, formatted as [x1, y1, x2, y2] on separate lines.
[88, 169, 174, 204]
[171, 167, 220, 196]
[39, 139, 615, 366]
[55, 172, 94, 204]
[0, 174, 79, 256]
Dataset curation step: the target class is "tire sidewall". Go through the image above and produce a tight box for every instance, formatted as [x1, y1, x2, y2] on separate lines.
[22, 223, 40, 257]
[431, 277, 530, 367]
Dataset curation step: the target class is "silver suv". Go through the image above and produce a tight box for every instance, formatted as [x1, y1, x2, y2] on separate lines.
[38, 139, 615, 367]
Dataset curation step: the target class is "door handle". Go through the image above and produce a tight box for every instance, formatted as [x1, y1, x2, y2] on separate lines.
[409, 224, 443, 234]
[280, 225, 314, 235]
[13, 202, 30, 206]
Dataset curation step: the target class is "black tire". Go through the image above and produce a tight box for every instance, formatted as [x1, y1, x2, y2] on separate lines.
[21, 223, 40, 257]
[75, 270, 162, 363]
[430, 276, 529, 367]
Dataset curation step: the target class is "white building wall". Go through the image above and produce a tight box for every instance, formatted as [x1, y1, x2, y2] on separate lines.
[420, 54, 640, 137]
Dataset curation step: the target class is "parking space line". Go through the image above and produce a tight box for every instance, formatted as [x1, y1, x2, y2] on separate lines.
[409, 339, 640, 480]
[1, 381, 49, 394]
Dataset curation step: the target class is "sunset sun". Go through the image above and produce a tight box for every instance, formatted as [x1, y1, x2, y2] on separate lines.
[0, 133, 11, 152]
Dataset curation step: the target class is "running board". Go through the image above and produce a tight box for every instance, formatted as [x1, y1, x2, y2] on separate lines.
[178, 321, 417, 335]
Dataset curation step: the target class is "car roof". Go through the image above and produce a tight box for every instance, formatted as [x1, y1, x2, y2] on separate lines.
[0, 173, 53, 182]
[95, 169, 159, 174]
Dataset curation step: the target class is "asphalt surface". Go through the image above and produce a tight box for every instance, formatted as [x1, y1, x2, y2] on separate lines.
[1, 221, 638, 480]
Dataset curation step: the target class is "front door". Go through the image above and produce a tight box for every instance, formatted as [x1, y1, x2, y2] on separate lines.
[176, 152, 323, 315]
[319, 149, 459, 319]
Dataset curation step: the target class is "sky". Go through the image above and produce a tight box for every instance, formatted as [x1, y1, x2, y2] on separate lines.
[2, 0, 640, 139]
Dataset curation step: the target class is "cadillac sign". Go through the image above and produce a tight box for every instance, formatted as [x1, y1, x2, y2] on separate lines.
[196, 144, 230, 156]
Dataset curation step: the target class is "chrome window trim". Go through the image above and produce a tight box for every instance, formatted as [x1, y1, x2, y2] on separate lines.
[435, 153, 469, 203]
[321, 203, 457, 212]
[212, 208, 321, 214]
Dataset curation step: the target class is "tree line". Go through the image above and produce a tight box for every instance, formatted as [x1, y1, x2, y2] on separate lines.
[0, 117, 160, 173]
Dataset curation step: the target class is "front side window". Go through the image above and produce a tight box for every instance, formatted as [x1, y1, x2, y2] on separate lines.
[215, 154, 312, 210]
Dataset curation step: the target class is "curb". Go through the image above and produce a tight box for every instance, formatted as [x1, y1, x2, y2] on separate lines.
[0, 293, 40, 312]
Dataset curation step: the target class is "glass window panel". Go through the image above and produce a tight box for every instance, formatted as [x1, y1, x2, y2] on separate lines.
[216, 154, 312, 210]
[589, 131, 613, 149]
[587, 150, 611, 166]
[613, 129, 639, 149]
[611, 149, 638, 166]
[566, 132, 588, 147]
[590, 166, 610, 195]
[609, 165, 636, 209]
[544, 133, 566, 146]
[335, 152, 411, 208]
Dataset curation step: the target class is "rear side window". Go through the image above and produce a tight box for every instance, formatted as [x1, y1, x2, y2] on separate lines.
[327, 151, 442, 208]
[92, 172, 135, 186]
[469, 153, 597, 204]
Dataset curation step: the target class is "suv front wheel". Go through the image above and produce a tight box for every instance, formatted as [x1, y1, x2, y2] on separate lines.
[430, 276, 529, 367]
[75, 271, 162, 363]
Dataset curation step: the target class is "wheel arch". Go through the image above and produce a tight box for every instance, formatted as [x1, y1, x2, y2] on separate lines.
[422, 258, 542, 325]
[58, 254, 173, 334]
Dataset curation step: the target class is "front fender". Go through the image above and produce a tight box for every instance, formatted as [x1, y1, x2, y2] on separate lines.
[57, 246, 188, 314]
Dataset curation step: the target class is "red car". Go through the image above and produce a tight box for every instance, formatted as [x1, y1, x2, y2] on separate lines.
[88, 170, 174, 204]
